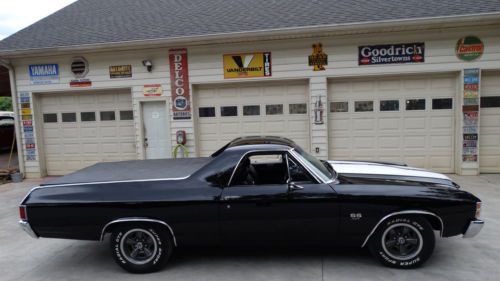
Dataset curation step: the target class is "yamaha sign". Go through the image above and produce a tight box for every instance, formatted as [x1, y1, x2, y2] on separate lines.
[358, 42, 425, 65]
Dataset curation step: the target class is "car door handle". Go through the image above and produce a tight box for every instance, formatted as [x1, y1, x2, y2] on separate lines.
[221, 195, 241, 201]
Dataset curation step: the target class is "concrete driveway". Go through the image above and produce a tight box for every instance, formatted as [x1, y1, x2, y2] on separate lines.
[0, 175, 498, 281]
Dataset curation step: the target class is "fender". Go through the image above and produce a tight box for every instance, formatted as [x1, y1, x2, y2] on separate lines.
[100, 217, 177, 246]
[361, 210, 444, 247]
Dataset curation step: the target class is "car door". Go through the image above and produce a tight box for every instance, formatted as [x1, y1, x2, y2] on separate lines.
[218, 151, 340, 245]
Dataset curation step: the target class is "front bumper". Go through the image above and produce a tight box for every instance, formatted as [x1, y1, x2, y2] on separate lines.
[19, 220, 38, 239]
[463, 219, 484, 238]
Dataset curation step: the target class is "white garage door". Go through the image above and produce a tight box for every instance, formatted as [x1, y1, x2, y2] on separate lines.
[40, 90, 136, 175]
[480, 71, 500, 173]
[328, 74, 457, 173]
[196, 81, 310, 156]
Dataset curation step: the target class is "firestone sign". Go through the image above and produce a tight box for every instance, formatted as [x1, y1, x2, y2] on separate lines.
[358, 43, 425, 65]
[169, 48, 191, 120]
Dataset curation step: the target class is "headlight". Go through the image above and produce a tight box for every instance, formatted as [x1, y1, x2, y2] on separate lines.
[475, 202, 482, 218]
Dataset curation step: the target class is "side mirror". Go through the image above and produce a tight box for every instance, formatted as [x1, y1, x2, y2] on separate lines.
[287, 179, 304, 191]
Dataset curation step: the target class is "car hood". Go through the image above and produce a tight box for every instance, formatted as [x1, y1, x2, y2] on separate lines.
[328, 160, 454, 186]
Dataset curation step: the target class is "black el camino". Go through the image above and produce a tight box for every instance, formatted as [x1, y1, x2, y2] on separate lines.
[19, 136, 484, 273]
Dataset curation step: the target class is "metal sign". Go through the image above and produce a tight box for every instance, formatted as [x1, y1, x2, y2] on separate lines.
[308, 43, 328, 71]
[169, 48, 191, 120]
[223, 52, 271, 78]
[29, 64, 59, 85]
[358, 43, 424, 65]
[456, 36, 484, 61]
[143, 84, 162, 96]
[462, 68, 480, 162]
[109, 65, 132, 78]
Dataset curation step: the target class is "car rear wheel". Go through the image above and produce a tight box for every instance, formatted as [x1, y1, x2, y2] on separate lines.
[368, 215, 435, 268]
[110, 223, 173, 273]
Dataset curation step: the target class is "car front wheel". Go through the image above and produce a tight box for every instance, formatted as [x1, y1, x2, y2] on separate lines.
[110, 223, 173, 273]
[368, 215, 435, 268]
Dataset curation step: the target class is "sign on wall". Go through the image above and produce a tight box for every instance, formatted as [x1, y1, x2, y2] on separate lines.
[143, 84, 162, 96]
[70, 56, 92, 87]
[358, 43, 425, 65]
[169, 48, 191, 120]
[308, 43, 328, 71]
[456, 36, 484, 61]
[462, 68, 480, 162]
[28, 64, 59, 85]
[19, 92, 36, 161]
[223, 52, 271, 79]
[109, 65, 132, 78]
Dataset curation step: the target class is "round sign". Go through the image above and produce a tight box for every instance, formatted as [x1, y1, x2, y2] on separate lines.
[456, 36, 484, 61]
[174, 96, 188, 110]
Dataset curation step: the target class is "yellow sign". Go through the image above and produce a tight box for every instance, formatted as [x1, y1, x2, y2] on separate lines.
[22, 115, 33, 121]
[223, 52, 271, 79]
[143, 84, 162, 96]
[21, 108, 32, 115]
[309, 43, 328, 71]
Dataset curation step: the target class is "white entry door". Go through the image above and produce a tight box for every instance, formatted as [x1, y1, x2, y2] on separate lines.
[143, 102, 170, 159]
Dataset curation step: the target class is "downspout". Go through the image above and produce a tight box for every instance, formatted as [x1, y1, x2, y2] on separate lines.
[0, 59, 25, 176]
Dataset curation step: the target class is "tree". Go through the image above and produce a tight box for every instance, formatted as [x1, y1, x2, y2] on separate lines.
[0, 97, 12, 111]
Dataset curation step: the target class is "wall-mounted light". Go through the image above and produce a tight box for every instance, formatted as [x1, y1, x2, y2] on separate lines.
[142, 60, 153, 72]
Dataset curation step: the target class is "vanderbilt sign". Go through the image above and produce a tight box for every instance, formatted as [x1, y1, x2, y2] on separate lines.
[223, 52, 271, 79]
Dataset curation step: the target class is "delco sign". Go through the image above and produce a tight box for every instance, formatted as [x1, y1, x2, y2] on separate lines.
[358, 43, 425, 65]
[28, 64, 59, 84]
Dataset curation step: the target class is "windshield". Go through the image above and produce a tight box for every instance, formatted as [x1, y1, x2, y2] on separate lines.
[291, 148, 334, 182]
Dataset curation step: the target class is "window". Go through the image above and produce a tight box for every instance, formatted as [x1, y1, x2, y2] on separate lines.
[266, 104, 283, 115]
[100, 111, 116, 121]
[481, 96, 500, 108]
[199, 107, 215, 117]
[406, 99, 426, 110]
[43, 113, 58, 123]
[288, 156, 314, 183]
[243, 105, 260, 116]
[432, 98, 453, 110]
[120, 110, 134, 120]
[289, 103, 307, 114]
[232, 152, 287, 185]
[80, 112, 96, 122]
[330, 102, 348, 112]
[354, 101, 373, 112]
[61, 113, 76, 122]
[221, 106, 237, 117]
[380, 100, 399, 111]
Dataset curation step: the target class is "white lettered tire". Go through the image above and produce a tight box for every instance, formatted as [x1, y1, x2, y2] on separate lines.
[110, 223, 173, 273]
[368, 215, 435, 268]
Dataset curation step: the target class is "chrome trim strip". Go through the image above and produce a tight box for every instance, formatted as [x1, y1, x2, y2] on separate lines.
[42, 176, 190, 188]
[361, 210, 444, 247]
[19, 186, 43, 205]
[19, 220, 38, 239]
[100, 217, 177, 246]
[463, 219, 484, 238]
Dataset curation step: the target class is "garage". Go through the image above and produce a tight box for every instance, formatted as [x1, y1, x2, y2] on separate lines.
[328, 74, 457, 173]
[39, 90, 136, 175]
[195, 81, 310, 156]
[480, 71, 500, 173]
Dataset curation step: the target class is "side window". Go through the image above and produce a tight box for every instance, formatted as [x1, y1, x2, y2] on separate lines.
[232, 152, 288, 186]
[287, 156, 315, 183]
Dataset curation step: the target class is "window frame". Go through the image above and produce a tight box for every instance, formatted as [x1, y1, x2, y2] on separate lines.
[405, 98, 426, 111]
[61, 112, 77, 123]
[198, 107, 216, 118]
[220, 105, 238, 117]
[432, 98, 453, 110]
[379, 100, 400, 112]
[354, 100, 374, 112]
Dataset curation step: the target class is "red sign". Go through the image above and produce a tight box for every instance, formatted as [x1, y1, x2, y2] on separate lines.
[169, 48, 191, 120]
[25, 143, 35, 149]
[23, 120, 33, 126]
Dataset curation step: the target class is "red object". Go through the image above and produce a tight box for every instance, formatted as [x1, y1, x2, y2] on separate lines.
[176, 130, 187, 145]
[169, 48, 191, 120]
[19, 206, 27, 221]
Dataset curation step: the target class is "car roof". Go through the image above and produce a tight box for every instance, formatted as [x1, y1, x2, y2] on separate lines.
[211, 136, 297, 157]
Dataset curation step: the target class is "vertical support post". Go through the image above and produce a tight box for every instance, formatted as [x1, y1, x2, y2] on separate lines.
[460, 68, 481, 175]
[309, 77, 328, 160]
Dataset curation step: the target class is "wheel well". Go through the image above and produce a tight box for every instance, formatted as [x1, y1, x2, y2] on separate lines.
[100, 218, 177, 246]
[421, 214, 443, 234]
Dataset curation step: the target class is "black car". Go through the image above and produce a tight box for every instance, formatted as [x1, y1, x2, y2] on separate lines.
[19, 136, 484, 273]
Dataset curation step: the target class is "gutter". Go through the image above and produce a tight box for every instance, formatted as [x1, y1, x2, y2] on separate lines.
[1, 12, 500, 57]
[0, 59, 25, 176]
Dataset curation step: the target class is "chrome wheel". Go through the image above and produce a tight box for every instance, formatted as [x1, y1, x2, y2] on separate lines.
[381, 223, 423, 261]
[119, 228, 158, 265]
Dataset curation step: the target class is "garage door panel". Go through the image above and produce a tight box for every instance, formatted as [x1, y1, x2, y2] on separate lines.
[41, 91, 135, 175]
[480, 72, 500, 173]
[196, 81, 309, 156]
[329, 74, 456, 172]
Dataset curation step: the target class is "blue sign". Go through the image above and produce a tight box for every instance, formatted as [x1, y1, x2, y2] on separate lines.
[20, 97, 30, 103]
[23, 126, 33, 132]
[464, 76, 479, 84]
[29, 64, 59, 85]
